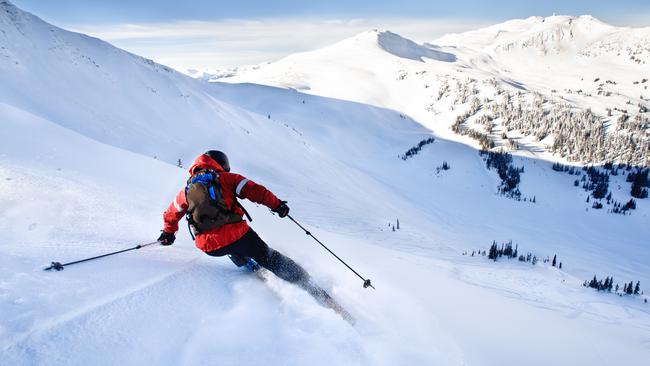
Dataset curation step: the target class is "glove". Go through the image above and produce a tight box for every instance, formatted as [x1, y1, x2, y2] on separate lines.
[157, 231, 176, 246]
[273, 201, 290, 218]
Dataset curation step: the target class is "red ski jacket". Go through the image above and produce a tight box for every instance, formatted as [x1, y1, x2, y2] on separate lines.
[162, 154, 282, 252]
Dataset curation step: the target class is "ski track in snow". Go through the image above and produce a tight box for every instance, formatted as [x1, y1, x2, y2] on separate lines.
[2, 258, 202, 354]
[2, 255, 463, 366]
[451, 263, 650, 330]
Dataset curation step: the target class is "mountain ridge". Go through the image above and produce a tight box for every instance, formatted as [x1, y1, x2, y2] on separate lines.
[214, 15, 649, 167]
[435, 14, 650, 62]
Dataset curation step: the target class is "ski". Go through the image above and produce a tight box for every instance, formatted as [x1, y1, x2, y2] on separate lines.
[243, 258, 355, 325]
[302, 280, 356, 325]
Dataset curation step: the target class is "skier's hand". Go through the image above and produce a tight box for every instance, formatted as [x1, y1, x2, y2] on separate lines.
[157, 231, 176, 246]
[273, 201, 290, 218]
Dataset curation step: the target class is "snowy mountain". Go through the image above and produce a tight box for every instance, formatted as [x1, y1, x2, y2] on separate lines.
[439, 15, 614, 53]
[1, 1, 649, 365]
[216, 16, 650, 167]
[437, 15, 650, 63]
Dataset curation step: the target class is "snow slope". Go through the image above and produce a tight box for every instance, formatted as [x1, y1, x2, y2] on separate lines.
[1, 2, 649, 365]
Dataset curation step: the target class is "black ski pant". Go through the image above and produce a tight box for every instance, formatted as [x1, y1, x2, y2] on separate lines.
[206, 228, 310, 285]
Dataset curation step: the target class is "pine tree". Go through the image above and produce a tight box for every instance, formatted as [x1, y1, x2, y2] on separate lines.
[488, 241, 498, 261]
[631, 169, 649, 198]
[559, 262, 562, 269]
[503, 241, 513, 257]
[396, 218, 400, 230]
[552, 254, 557, 267]
[177, 159, 183, 168]
[635, 281, 641, 295]
[627, 281, 634, 295]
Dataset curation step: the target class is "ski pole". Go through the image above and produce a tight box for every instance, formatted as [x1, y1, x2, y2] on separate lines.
[44, 241, 160, 271]
[287, 214, 375, 290]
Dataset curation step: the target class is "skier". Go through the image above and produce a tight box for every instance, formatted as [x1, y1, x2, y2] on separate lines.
[157, 150, 311, 285]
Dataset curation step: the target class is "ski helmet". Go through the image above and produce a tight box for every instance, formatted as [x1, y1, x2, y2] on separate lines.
[204, 150, 230, 172]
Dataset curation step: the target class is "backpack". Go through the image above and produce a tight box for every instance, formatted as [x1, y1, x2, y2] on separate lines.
[185, 170, 242, 237]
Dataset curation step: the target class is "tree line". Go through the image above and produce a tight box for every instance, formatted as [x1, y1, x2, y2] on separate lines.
[399, 137, 435, 160]
[584, 275, 643, 299]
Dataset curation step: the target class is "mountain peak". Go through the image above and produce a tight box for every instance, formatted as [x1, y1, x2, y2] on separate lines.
[516, 14, 607, 26]
[349, 28, 393, 42]
[533, 14, 612, 30]
[435, 14, 618, 54]
[0, 0, 17, 12]
[0, 0, 32, 25]
[343, 29, 456, 62]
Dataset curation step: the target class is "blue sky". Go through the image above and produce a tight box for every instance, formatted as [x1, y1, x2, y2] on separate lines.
[11, 0, 650, 72]
[12, 0, 650, 24]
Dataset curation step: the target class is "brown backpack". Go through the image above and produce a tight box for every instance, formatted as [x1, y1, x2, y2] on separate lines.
[185, 170, 242, 236]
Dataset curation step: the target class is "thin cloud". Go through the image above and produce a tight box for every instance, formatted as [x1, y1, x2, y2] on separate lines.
[69, 17, 493, 73]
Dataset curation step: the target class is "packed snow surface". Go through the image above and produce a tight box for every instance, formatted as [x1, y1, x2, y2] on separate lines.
[1, 2, 649, 365]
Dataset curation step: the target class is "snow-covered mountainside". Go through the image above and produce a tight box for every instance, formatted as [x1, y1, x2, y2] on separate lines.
[217, 16, 650, 167]
[437, 15, 650, 63]
[1, 1, 649, 365]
